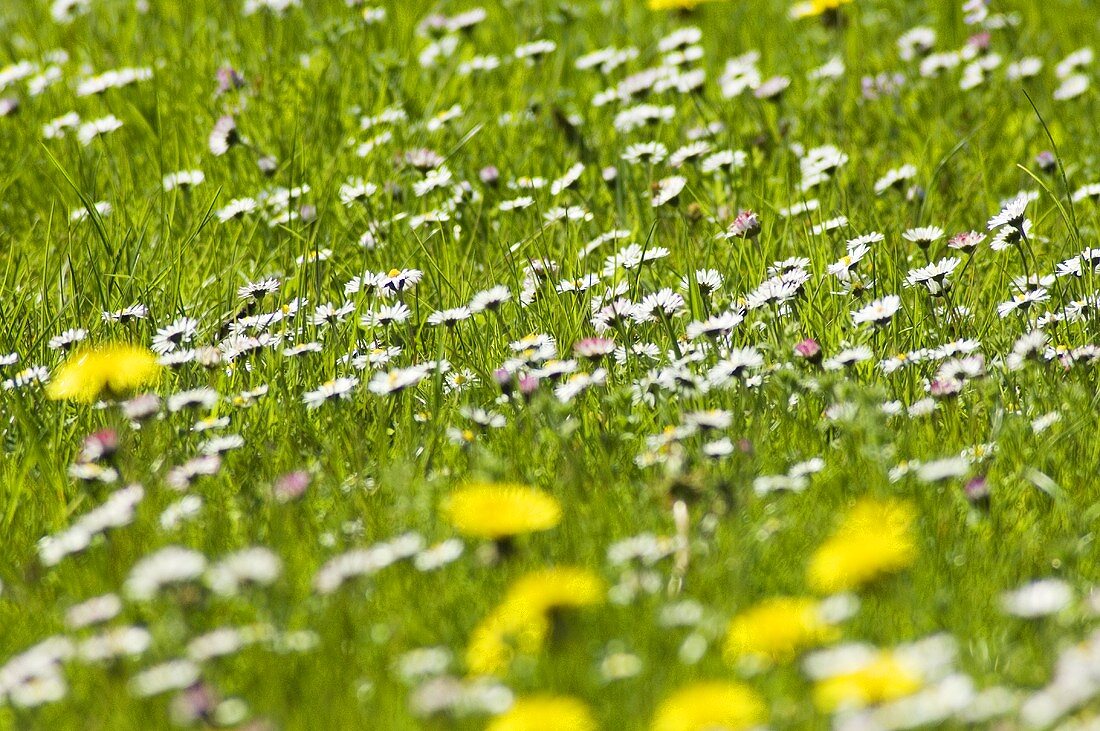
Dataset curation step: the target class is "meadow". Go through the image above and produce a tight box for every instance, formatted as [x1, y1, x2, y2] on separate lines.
[2, 0, 1100, 727]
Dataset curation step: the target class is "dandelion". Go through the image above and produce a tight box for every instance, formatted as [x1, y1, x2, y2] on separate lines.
[724, 597, 840, 665]
[486, 696, 597, 731]
[650, 682, 766, 731]
[812, 650, 924, 711]
[467, 567, 604, 675]
[807, 498, 917, 593]
[441, 483, 561, 541]
[47, 344, 161, 403]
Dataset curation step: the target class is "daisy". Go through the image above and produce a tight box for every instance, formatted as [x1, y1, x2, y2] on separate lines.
[77, 115, 123, 146]
[989, 219, 1032, 251]
[680, 268, 723, 295]
[823, 346, 873, 371]
[641, 288, 686, 318]
[852, 295, 902, 326]
[338, 178, 377, 206]
[902, 226, 944, 249]
[48, 328, 87, 351]
[905, 257, 960, 295]
[827, 243, 870, 280]
[550, 162, 585, 194]
[151, 317, 199, 354]
[947, 231, 984, 253]
[874, 164, 917, 195]
[466, 286, 510, 313]
[309, 302, 355, 326]
[427, 307, 473, 327]
[621, 141, 667, 165]
[162, 170, 205, 192]
[368, 364, 430, 395]
[554, 369, 608, 402]
[592, 299, 644, 332]
[997, 289, 1048, 318]
[167, 387, 219, 413]
[686, 310, 744, 340]
[302, 377, 359, 409]
[375, 268, 424, 295]
[987, 195, 1028, 231]
[208, 115, 238, 156]
[707, 348, 764, 385]
[216, 197, 257, 222]
[651, 176, 686, 207]
[237, 277, 280, 302]
[574, 337, 616, 361]
[754, 75, 791, 100]
[669, 141, 711, 168]
[360, 302, 412, 327]
[700, 149, 747, 174]
[722, 210, 761, 240]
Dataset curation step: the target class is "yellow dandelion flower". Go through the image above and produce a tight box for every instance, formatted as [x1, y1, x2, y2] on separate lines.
[466, 567, 604, 676]
[441, 482, 561, 540]
[466, 604, 549, 676]
[650, 681, 766, 731]
[47, 343, 161, 403]
[807, 498, 916, 594]
[647, 0, 704, 9]
[723, 597, 839, 665]
[487, 696, 598, 731]
[790, 0, 852, 19]
[812, 652, 923, 712]
[501, 567, 605, 614]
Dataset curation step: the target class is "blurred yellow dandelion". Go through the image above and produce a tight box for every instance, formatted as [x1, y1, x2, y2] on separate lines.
[466, 567, 604, 676]
[487, 695, 598, 731]
[790, 0, 852, 19]
[807, 498, 916, 594]
[650, 681, 766, 731]
[47, 343, 161, 403]
[466, 604, 549, 676]
[812, 652, 923, 712]
[501, 567, 605, 614]
[442, 482, 561, 540]
[647, 0, 706, 9]
[723, 596, 839, 665]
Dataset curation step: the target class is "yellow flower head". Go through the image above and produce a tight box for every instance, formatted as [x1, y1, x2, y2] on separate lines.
[723, 596, 839, 665]
[650, 681, 767, 731]
[47, 343, 161, 403]
[487, 696, 598, 731]
[790, 0, 852, 19]
[466, 604, 550, 676]
[466, 567, 604, 676]
[502, 567, 605, 614]
[808, 498, 916, 594]
[812, 652, 923, 712]
[442, 482, 561, 540]
[647, 0, 705, 9]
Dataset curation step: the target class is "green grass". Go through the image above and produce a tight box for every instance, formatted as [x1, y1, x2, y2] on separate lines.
[3, 0, 1100, 728]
